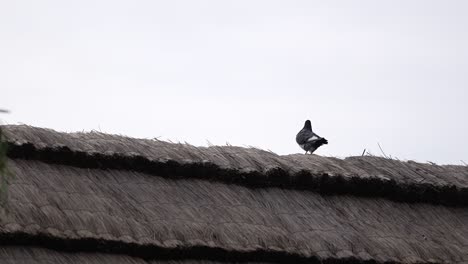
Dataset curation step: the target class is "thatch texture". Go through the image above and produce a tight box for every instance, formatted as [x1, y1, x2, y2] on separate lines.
[0, 246, 271, 264]
[2, 125, 468, 206]
[2, 159, 468, 263]
[2, 125, 468, 263]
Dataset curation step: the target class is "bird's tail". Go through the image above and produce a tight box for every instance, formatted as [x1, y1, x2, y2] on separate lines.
[319, 138, 328, 145]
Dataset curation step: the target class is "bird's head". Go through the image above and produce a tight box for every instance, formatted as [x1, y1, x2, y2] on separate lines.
[304, 120, 312, 131]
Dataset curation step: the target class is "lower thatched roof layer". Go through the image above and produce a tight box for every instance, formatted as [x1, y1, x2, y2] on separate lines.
[2, 159, 467, 263]
[0, 246, 271, 264]
[3, 125, 468, 206]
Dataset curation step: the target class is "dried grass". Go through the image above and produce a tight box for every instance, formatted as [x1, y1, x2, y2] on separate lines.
[0, 127, 13, 209]
[1, 159, 467, 263]
[1, 125, 468, 262]
[0, 246, 272, 264]
[2, 125, 468, 207]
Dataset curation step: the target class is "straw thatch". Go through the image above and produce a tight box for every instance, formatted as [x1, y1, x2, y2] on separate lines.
[0, 246, 270, 264]
[2, 125, 468, 206]
[3, 159, 468, 263]
[1, 125, 467, 263]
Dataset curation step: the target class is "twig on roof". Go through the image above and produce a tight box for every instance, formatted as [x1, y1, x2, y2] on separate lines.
[206, 140, 214, 147]
[361, 149, 366, 156]
[461, 160, 468, 166]
[377, 143, 390, 159]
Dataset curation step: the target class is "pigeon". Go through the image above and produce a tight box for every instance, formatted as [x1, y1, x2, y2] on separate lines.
[296, 120, 328, 154]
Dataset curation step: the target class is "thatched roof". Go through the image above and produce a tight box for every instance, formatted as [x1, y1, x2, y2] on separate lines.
[1, 125, 467, 263]
[3, 125, 468, 207]
[0, 246, 269, 264]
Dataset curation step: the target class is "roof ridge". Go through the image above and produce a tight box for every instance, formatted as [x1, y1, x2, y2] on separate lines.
[3, 125, 468, 207]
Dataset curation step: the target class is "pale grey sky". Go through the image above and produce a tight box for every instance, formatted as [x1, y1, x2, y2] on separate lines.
[1, 1, 467, 164]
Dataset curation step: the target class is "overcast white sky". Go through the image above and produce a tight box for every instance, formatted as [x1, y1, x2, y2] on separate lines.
[1, 1, 467, 164]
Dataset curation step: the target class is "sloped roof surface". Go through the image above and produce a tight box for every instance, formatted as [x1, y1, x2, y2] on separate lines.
[3, 125, 468, 206]
[1, 125, 468, 263]
[0, 246, 270, 264]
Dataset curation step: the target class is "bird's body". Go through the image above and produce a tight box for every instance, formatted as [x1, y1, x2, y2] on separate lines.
[296, 120, 328, 154]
